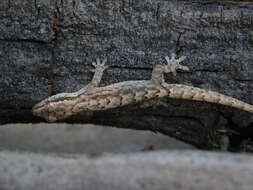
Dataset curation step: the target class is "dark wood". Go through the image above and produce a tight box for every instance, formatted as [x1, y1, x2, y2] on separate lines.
[1, 0, 253, 150]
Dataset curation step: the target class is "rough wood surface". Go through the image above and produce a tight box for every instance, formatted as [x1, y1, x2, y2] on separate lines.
[1, 0, 253, 150]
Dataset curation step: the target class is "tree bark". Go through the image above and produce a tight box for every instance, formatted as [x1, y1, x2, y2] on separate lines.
[1, 0, 253, 150]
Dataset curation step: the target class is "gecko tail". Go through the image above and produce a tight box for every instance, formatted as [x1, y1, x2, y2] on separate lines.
[164, 84, 253, 114]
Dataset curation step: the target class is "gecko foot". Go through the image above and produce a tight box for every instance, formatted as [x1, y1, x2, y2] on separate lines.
[85, 57, 109, 88]
[92, 58, 109, 73]
[165, 53, 189, 76]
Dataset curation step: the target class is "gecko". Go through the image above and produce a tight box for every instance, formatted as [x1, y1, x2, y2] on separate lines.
[32, 54, 253, 122]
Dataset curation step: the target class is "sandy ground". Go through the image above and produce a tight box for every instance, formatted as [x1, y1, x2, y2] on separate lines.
[1, 124, 253, 190]
[0, 123, 195, 154]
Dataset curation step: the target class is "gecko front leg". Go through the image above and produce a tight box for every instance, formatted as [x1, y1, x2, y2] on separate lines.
[32, 57, 109, 122]
[76, 58, 109, 95]
[90, 58, 108, 87]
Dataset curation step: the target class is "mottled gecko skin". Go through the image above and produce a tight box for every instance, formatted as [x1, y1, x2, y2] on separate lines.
[32, 55, 253, 122]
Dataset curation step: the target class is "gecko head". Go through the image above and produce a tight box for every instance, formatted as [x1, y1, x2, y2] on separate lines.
[32, 93, 76, 122]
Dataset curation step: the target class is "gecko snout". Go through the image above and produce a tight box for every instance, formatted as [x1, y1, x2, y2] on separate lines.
[32, 101, 53, 121]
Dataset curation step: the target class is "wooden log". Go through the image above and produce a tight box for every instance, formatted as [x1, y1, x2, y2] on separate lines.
[1, 0, 253, 150]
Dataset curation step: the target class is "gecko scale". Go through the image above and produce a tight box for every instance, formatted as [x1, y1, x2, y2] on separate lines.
[32, 54, 253, 122]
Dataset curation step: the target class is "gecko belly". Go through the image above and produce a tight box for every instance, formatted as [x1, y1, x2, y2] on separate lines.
[72, 82, 162, 113]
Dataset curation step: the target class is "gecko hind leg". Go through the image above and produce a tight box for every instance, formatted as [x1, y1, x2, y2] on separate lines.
[151, 53, 189, 85]
[164, 53, 189, 76]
